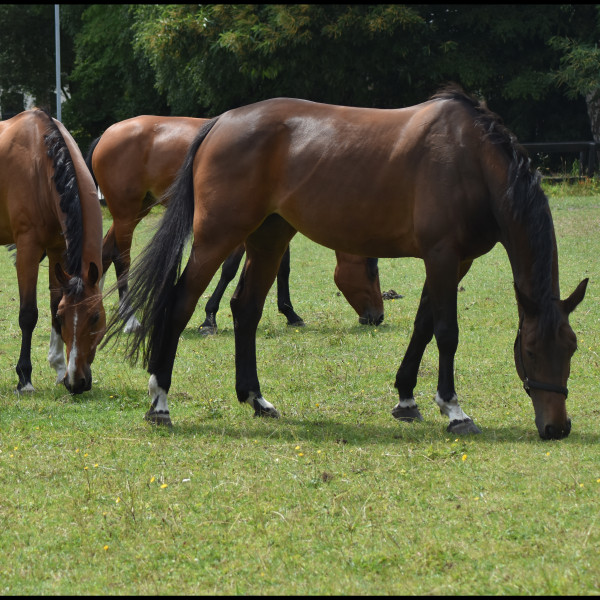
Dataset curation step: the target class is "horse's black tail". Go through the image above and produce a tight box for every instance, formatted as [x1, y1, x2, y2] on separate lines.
[102, 117, 220, 367]
[39, 109, 84, 278]
[84, 136, 101, 189]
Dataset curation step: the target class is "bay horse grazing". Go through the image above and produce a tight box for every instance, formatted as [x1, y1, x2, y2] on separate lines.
[106, 86, 587, 440]
[0, 109, 106, 393]
[86, 115, 383, 334]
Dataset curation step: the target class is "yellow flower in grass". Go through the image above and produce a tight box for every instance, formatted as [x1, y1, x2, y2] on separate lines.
[150, 476, 155, 483]
[103, 545, 109, 551]
[161, 483, 168, 489]
[462, 454, 467, 461]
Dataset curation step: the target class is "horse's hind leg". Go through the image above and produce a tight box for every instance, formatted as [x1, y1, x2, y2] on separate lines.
[14, 242, 42, 392]
[198, 244, 246, 335]
[230, 215, 297, 417]
[145, 244, 235, 425]
[276, 245, 304, 326]
[105, 198, 154, 333]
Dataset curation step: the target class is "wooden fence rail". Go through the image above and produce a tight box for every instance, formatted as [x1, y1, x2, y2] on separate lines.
[522, 141, 599, 178]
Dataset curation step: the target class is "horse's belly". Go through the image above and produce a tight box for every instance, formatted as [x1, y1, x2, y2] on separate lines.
[281, 210, 418, 259]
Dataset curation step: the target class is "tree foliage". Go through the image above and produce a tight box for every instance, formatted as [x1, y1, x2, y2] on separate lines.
[1, 4, 598, 147]
[0, 4, 82, 115]
[131, 4, 437, 115]
[549, 6, 600, 141]
[62, 4, 168, 148]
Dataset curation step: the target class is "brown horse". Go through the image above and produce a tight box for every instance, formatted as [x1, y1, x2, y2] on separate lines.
[0, 109, 106, 393]
[86, 115, 384, 333]
[106, 86, 587, 440]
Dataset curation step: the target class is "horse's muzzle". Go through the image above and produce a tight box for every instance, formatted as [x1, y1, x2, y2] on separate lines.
[538, 417, 571, 440]
[63, 372, 92, 395]
[359, 312, 384, 326]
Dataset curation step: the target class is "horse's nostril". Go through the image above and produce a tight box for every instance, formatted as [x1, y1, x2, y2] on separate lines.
[359, 313, 384, 326]
[543, 421, 571, 440]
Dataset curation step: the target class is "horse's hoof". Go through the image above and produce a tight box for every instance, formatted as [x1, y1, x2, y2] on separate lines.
[144, 410, 173, 427]
[15, 383, 35, 394]
[447, 419, 481, 435]
[254, 406, 281, 418]
[392, 404, 423, 422]
[287, 319, 305, 327]
[198, 325, 217, 336]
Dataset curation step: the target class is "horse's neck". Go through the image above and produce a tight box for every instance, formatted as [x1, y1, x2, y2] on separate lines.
[498, 206, 560, 302]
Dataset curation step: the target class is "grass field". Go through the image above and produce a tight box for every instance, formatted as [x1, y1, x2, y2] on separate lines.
[0, 180, 598, 594]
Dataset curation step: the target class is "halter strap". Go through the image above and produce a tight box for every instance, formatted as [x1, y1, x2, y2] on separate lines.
[515, 316, 569, 398]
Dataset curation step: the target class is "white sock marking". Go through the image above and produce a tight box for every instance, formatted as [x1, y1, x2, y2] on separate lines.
[396, 397, 418, 409]
[247, 391, 275, 411]
[435, 392, 471, 423]
[48, 328, 66, 383]
[148, 374, 169, 413]
[123, 313, 141, 334]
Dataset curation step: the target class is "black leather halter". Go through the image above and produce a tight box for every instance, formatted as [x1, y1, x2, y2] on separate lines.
[515, 314, 569, 399]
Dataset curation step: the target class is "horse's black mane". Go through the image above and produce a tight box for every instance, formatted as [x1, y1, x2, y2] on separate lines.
[38, 109, 84, 283]
[431, 84, 558, 329]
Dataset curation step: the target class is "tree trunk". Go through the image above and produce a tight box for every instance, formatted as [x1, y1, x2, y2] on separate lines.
[585, 88, 600, 143]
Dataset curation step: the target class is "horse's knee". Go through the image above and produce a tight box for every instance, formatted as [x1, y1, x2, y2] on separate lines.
[19, 306, 38, 332]
[433, 321, 458, 355]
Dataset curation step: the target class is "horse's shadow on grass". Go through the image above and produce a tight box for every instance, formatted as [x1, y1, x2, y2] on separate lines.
[164, 414, 600, 447]
[182, 319, 400, 342]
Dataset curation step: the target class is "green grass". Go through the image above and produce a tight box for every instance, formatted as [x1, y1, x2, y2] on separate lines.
[0, 181, 598, 594]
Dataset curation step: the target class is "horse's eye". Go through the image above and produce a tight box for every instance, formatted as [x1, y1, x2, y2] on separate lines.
[90, 312, 100, 326]
[55, 313, 64, 326]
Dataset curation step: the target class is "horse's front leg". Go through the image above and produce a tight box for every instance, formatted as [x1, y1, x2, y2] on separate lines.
[14, 243, 42, 392]
[392, 283, 433, 422]
[231, 216, 296, 417]
[47, 266, 66, 384]
[426, 257, 480, 434]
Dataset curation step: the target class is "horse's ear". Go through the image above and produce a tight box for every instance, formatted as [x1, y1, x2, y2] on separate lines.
[561, 278, 588, 315]
[88, 262, 100, 287]
[514, 283, 539, 315]
[55, 263, 70, 287]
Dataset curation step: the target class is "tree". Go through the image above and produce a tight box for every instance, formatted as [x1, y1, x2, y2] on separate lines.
[0, 4, 83, 117]
[549, 6, 600, 141]
[132, 4, 435, 115]
[62, 4, 169, 148]
[131, 4, 593, 144]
